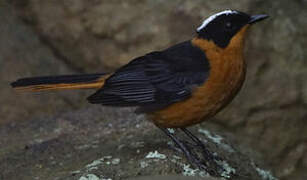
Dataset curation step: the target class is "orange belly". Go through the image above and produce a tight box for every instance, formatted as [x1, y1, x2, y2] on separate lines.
[149, 66, 245, 128]
[148, 26, 248, 128]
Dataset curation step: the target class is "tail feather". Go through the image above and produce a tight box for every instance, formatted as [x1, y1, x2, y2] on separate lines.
[11, 73, 110, 92]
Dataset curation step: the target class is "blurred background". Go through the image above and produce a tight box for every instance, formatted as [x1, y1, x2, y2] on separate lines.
[1, 0, 307, 179]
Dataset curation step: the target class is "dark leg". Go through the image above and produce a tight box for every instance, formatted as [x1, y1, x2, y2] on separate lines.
[181, 128, 223, 173]
[158, 127, 205, 169]
[181, 128, 214, 162]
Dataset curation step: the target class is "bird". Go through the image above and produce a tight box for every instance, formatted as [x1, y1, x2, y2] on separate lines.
[11, 10, 268, 174]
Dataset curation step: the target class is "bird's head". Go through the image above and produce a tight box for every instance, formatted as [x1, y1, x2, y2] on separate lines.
[196, 10, 268, 49]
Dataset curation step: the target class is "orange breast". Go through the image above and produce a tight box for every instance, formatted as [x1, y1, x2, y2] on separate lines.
[149, 26, 249, 128]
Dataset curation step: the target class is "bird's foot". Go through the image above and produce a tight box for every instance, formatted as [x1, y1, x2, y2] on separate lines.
[160, 127, 225, 176]
[181, 128, 225, 174]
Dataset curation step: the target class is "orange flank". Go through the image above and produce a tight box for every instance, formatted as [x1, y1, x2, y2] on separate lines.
[149, 26, 249, 128]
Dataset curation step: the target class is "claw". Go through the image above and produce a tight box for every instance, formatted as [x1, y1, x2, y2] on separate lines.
[159, 127, 228, 177]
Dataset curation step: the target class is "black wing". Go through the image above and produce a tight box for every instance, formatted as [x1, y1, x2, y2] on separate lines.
[87, 41, 210, 112]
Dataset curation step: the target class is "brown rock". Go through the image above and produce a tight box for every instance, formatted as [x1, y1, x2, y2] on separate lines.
[0, 2, 89, 124]
[0, 106, 271, 180]
[11, 0, 252, 71]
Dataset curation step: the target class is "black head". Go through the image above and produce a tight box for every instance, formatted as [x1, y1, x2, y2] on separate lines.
[197, 10, 268, 48]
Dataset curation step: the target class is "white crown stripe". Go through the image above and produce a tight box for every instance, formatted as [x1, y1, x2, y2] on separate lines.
[197, 10, 238, 32]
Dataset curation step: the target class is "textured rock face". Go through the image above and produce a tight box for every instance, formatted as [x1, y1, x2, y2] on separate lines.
[3, 0, 307, 179]
[0, 2, 89, 125]
[12, 0, 252, 71]
[0, 106, 269, 180]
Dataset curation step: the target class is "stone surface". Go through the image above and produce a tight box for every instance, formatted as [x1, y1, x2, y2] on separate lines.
[0, 1, 89, 124]
[11, 0, 252, 71]
[1, 0, 307, 179]
[129, 176, 217, 180]
[0, 106, 271, 180]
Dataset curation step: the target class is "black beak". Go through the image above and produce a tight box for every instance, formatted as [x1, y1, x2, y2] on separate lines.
[248, 14, 269, 24]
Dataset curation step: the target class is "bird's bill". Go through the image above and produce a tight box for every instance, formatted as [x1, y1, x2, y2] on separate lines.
[248, 14, 269, 24]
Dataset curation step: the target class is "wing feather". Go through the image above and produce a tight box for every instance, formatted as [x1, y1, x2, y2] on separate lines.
[87, 41, 210, 112]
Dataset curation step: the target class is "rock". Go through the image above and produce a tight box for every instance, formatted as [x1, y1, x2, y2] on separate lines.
[0, 1, 90, 124]
[10, 0, 252, 71]
[0, 106, 275, 180]
[128, 175, 218, 180]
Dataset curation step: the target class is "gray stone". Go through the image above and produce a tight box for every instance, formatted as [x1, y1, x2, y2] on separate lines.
[0, 106, 271, 180]
[0, 1, 89, 124]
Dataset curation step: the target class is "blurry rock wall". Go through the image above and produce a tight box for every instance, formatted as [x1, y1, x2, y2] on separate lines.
[2, 0, 307, 179]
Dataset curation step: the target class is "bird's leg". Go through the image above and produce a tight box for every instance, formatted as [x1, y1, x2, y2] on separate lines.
[180, 128, 223, 172]
[159, 127, 205, 170]
[181, 128, 214, 161]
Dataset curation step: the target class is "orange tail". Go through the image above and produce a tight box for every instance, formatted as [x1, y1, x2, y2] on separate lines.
[11, 73, 110, 92]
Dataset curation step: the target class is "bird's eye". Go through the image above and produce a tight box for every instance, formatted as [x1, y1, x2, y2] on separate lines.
[225, 22, 232, 29]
